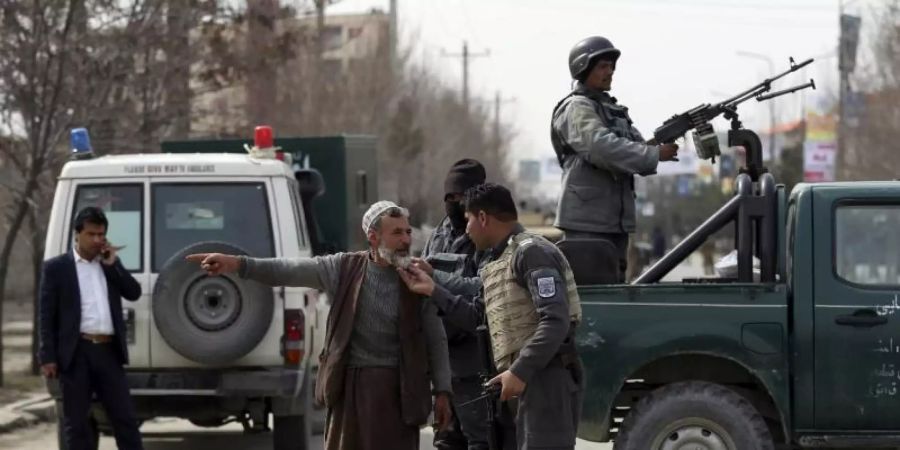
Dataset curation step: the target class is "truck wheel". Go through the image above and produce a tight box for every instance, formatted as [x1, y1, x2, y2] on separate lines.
[614, 381, 774, 450]
[153, 241, 274, 365]
[273, 414, 311, 450]
[56, 401, 99, 450]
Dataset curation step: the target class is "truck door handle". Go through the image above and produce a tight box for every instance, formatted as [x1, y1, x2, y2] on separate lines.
[835, 309, 888, 327]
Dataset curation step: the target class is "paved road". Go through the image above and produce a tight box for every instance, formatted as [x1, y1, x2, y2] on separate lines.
[0, 419, 612, 449]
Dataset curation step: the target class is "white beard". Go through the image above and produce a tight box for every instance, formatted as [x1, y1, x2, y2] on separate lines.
[378, 245, 412, 269]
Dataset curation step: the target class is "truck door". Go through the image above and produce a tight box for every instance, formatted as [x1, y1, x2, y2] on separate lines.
[813, 187, 900, 430]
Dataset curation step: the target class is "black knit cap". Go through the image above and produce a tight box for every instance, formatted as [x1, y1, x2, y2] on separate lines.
[444, 158, 487, 197]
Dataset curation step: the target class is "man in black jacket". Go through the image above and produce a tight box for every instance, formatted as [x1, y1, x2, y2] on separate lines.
[421, 159, 490, 450]
[39, 206, 143, 450]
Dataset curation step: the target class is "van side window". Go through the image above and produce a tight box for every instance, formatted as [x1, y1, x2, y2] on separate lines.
[72, 184, 143, 272]
[152, 183, 274, 271]
[835, 205, 900, 286]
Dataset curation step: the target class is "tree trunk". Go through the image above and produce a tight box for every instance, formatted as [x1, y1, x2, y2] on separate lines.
[0, 185, 37, 386]
[246, 0, 279, 127]
[313, 0, 326, 134]
[166, 0, 193, 139]
[29, 206, 44, 376]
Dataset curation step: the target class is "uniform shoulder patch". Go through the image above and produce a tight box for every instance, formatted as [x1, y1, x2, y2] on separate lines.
[537, 277, 556, 298]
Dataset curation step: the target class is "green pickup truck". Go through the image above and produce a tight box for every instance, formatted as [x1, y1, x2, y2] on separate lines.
[573, 175, 900, 449]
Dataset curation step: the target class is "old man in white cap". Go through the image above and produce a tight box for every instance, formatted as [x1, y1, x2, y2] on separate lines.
[187, 200, 452, 450]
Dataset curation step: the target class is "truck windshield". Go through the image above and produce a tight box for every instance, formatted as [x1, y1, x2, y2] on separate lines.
[151, 183, 274, 272]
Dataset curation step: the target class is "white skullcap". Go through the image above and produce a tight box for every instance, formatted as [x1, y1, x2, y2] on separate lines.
[362, 200, 407, 233]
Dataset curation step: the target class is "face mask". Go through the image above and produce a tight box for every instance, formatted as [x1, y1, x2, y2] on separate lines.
[445, 200, 466, 230]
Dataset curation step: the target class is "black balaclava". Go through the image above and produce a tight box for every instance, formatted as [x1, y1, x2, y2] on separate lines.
[443, 158, 486, 230]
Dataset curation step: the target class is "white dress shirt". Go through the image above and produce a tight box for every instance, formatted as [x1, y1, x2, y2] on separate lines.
[73, 246, 114, 335]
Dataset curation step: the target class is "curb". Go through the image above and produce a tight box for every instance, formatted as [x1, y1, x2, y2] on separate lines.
[0, 394, 55, 434]
[0, 410, 40, 434]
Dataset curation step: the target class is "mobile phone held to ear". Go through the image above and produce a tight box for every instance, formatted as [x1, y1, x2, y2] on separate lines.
[102, 245, 125, 260]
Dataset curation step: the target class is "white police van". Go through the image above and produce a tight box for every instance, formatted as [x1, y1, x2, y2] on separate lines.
[44, 127, 327, 450]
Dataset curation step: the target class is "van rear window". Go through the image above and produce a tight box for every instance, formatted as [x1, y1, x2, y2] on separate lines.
[152, 183, 274, 272]
[72, 184, 143, 272]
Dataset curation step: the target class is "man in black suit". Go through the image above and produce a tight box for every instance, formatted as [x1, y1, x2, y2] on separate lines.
[39, 206, 144, 450]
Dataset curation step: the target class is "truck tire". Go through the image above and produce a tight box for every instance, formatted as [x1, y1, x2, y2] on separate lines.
[614, 381, 774, 450]
[153, 241, 274, 365]
[273, 414, 311, 450]
[56, 401, 99, 450]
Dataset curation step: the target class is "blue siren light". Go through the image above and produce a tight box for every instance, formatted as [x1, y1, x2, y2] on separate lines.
[70, 128, 93, 158]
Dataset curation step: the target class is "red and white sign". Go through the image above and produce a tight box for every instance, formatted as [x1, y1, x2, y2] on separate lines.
[803, 140, 837, 182]
[804, 111, 838, 182]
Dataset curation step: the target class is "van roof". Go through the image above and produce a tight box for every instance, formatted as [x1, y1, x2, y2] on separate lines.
[59, 153, 296, 179]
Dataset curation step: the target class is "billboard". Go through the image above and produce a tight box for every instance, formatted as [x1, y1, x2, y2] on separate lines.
[804, 111, 838, 182]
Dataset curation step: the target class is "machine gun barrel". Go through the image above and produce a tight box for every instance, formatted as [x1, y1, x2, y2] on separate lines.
[756, 79, 816, 101]
[717, 57, 814, 109]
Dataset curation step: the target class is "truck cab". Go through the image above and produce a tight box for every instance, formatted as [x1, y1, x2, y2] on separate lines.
[574, 178, 900, 449]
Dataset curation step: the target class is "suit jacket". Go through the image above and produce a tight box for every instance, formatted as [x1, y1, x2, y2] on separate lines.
[38, 252, 142, 371]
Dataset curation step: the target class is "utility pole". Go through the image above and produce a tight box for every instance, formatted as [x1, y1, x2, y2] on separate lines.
[837, 1, 861, 180]
[389, 0, 398, 73]
[443, 41, 489, 112]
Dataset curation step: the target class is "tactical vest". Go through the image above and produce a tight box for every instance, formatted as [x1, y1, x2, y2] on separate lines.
[480, 232, 582, 371]
[551, 87, 642, 166]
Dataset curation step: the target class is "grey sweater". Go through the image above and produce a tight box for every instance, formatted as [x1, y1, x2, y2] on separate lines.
[238, 253, 452, 394]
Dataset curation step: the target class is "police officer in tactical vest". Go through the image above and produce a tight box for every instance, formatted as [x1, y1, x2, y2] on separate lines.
[551, 36, 679, 281]
[400, 183, 583, 450]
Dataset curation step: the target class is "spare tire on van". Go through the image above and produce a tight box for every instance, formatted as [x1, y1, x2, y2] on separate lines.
[153, 241, 273, 365]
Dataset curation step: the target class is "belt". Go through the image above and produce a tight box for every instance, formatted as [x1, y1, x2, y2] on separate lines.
[81, 333, 113, 344]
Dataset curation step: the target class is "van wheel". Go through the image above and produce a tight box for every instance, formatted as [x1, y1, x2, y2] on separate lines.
[153, 241, 274, 365]
[614, 381, 774, 450]
[273, 414, 311, 450]
[56, 401, 99, 450]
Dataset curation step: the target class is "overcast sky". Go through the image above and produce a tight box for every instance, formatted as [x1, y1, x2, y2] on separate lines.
[328, 0, 872, 165]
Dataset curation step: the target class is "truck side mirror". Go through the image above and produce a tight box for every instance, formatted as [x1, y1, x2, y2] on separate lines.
[295, 169, 326, 198]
